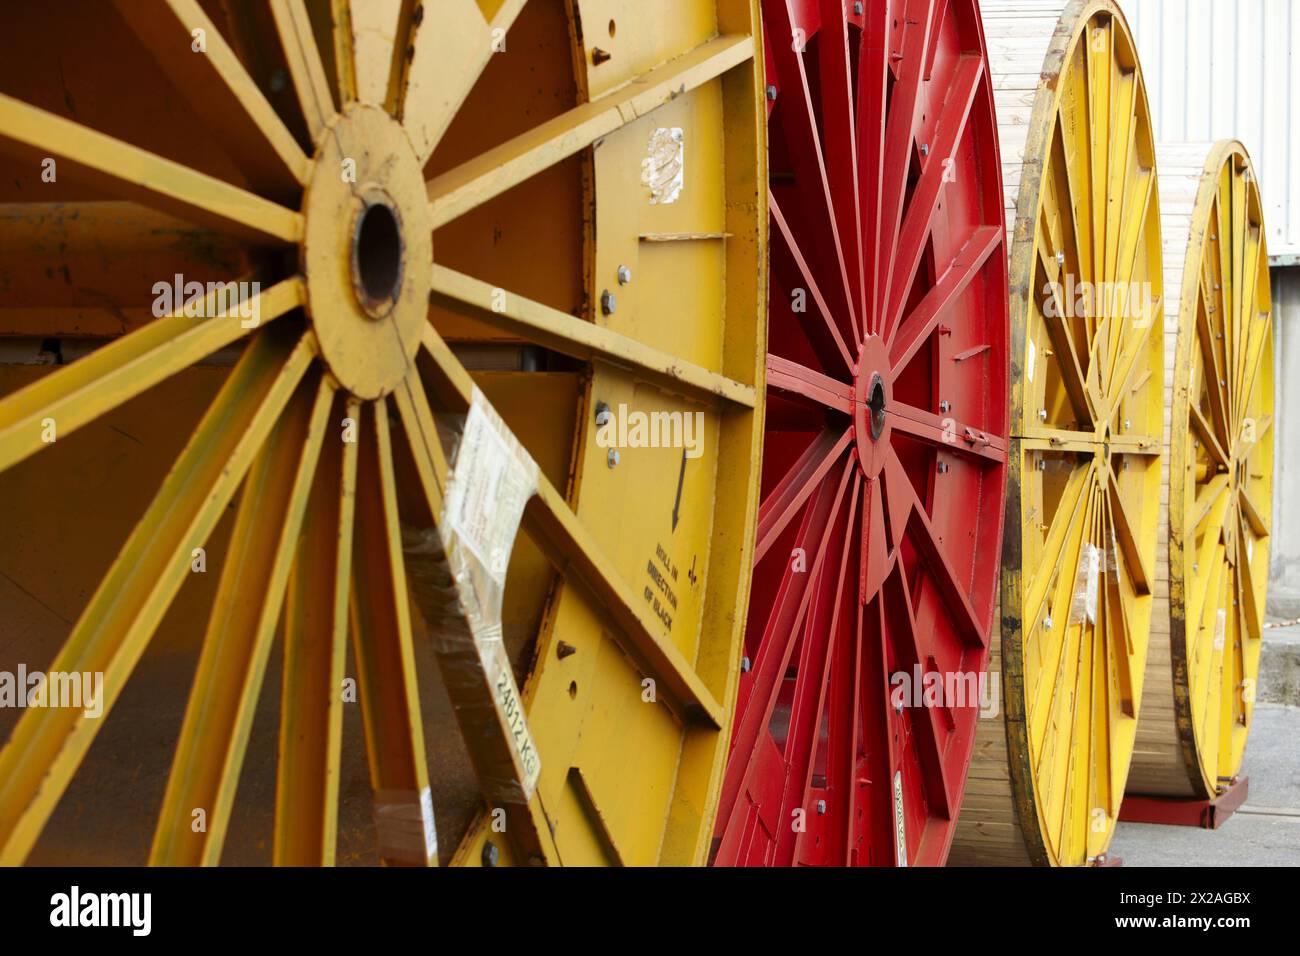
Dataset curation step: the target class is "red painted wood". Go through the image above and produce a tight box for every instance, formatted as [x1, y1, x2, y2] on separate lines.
[714, 0, 1009, 867]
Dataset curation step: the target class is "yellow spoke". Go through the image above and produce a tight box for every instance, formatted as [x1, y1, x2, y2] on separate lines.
[271, 0, 338, 144]
[0, 327, 314, 865]
[110, 0, 310, 196]
[1104, 470, 1151, 594]
[0, 277, 304, 474]
[397, 0, 528, 163]
[1189, 401, 1230, 470]
[427, 33, 754, 230]
[1023, 460, 1095, 657]
[429, 264, 755, 408]
[275, 394, 360, 866]
[0, 94, 302, 244]
[151, 372, 333, 866]
[1189, 473, 1230, 535]
[349, 400, 437, 867]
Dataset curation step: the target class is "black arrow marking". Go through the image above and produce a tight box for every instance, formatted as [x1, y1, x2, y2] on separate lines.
[671, 448, 687, 531]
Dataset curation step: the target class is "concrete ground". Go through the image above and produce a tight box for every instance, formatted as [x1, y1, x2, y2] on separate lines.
[1111, 620, 1300, 866]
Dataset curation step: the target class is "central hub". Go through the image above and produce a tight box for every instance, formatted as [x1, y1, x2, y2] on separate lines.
[302, 104, 432, 400]
[852, 334, 892, 477]
[351, 197, 404, 315]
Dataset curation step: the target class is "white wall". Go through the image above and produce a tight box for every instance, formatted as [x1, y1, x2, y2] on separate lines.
[1128, 0, 1300, 261]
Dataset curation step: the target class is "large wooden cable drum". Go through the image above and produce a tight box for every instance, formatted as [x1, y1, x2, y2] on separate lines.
[1127, 141, 1273, 800]
[0, 0, 766, 866]
[950, 0, 1163, 866]
[714, 0, 1009, 867]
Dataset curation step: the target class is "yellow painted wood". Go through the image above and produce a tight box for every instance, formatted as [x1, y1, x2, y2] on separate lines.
[425, 33, 755, 231]
[150, 373, 333, 866]
[951, 0, 1162, 867]
[1128, 141, 1274, 799]
[275, 393, 360, 866]
[270, 0, 338, 143]
[0, 330, 315, 865]
[0, 94, 302, 244]
[111, 0, 311, 197]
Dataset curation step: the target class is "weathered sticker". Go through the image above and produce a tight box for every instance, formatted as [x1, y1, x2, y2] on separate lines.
[446, 399, 534, 587]
[1027, 339, 1036, 383]
[645, 127, 685, 205]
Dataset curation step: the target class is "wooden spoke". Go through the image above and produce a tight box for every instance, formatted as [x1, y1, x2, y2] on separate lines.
[755, 427, 854, 562]
[429, 264, 754, 408]
[151, 373, 333, 866]
[397, 0, 528, 164]
[274, 394, 360, 866]
[765, 355, 854, 415]
[0, 328, 314, 865]
[426, 34, 755, 230]
[349, 401, 436, 867]
[0, 95, 302, 244]
[111, 0, 310, 196]
[270, 0, 337, 143]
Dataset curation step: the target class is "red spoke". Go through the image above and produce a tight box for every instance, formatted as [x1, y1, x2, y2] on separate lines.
[883, 564, 955, 820]
[857, 1, 890, 328]
[767, 354, 854, 414]
[882, 455, 986, 648]
[755, 426, 853, 562]
[885, 402, 1007, 465]
[771, 190, 856, 374]
[816, 0, 867, 334]
[765, 2, 858, 336]
[889, 224, 1002, 366]
[884, 55, 985, 333]
[876, 0, 936, 334]
[717, 459, 856, 842]
[781, 472, 860, 866]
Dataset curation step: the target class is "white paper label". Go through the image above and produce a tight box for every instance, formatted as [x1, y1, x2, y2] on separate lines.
[893, 770, 908, 867]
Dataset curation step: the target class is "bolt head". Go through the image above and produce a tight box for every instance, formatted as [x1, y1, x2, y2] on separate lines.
[1056, 250, 1065, 265]
[816, 799, 827, 814]
[1044, 615, 1053, 630]
[595, 401, 612, 427]
[937, 461, 948, 474]
[1038, 408, 1048, 422]
[1123, 419, 1131, 431]
[920, 143, 930, 156]
[740, 656, 751, 673]
[854, 1, 864, 14]
[607, 448, 620, 468]
[1037, 459, 1047, 471]
[939, 400, 951, 413]
[601, 290, 617, 315]
[765, 84, 777, 101]
[481, 841, 500, 867]
[617, 265, 632, 285]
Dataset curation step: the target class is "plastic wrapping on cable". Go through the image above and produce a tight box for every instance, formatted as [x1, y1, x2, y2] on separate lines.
[373, 787, 438, 866]
[1068, 542, 1101, 626]
[403, 386, 542, 806]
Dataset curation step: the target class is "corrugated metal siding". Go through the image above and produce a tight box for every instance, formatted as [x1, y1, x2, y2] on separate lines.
[1126, 0, 1300, 259]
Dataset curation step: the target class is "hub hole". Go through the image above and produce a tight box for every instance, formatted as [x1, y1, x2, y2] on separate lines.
[867, 375, 886, 440]
[354, 201, 403, 308]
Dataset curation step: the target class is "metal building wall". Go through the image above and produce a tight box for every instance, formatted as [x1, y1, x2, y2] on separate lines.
[1128, 0, 1300, 261]
[1126, 0, 1300, 613]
